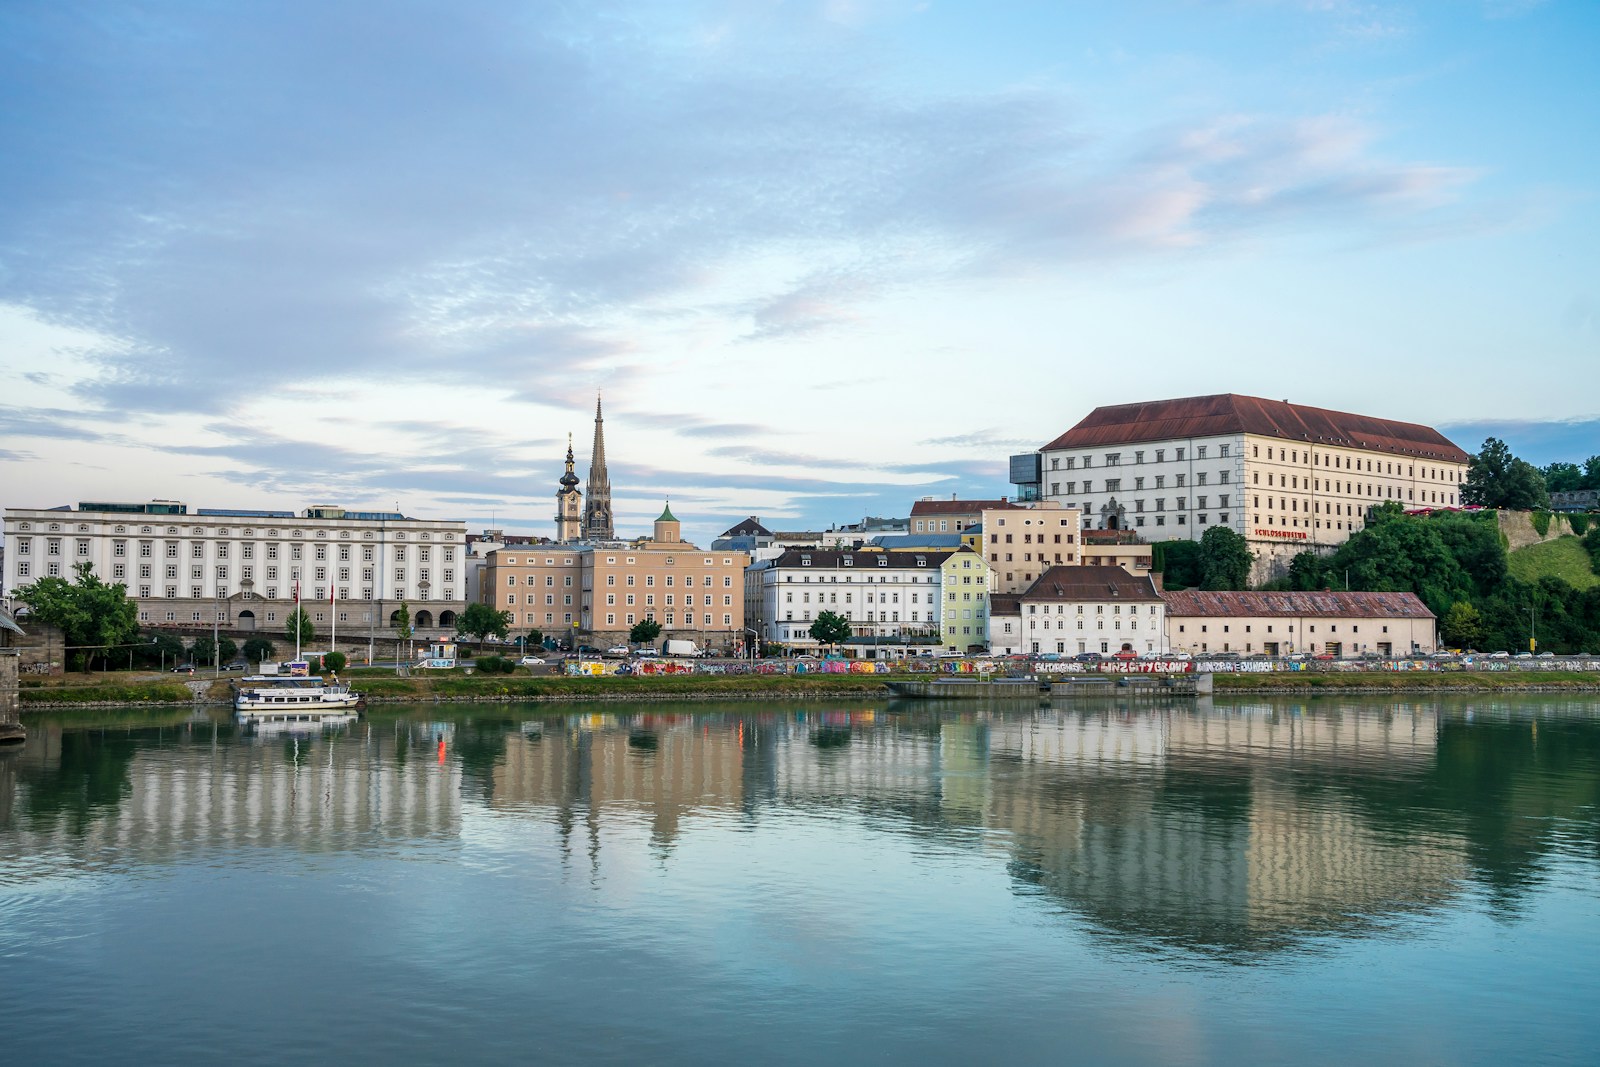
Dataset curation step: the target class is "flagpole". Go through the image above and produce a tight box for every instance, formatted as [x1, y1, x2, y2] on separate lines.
[330, 581, 337, 663]
[294, 579, 302, 663]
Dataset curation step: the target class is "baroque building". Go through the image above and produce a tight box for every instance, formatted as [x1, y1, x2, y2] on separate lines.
[555, 436, 583, 543]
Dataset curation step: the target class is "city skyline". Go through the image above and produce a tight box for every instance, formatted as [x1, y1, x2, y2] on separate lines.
[2, 2, 1596, 547]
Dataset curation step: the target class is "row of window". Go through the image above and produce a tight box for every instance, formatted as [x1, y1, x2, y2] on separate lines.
[502, 555, 736, 567]
[13, 520, 450, 540]
[10, 539, 446, 564]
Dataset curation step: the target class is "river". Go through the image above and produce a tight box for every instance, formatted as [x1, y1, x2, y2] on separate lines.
[2, 694, 1597, 1065]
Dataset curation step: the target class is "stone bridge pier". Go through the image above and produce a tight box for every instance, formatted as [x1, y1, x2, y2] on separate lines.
[1, 649, 22, 745]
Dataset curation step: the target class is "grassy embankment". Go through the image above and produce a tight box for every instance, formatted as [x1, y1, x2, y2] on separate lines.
[18, 667, 892, 706]
[1507, 535, 1599, 591]
[1213, 670, 1600, 692]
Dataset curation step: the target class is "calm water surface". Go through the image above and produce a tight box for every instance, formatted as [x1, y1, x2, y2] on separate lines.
[2, 694, 1597, 1065]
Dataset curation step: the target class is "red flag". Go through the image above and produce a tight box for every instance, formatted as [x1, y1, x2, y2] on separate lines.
[294, 579, 300, 604]
[330, 581, 336, 605]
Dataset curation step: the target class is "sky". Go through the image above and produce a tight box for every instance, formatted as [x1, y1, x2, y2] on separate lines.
[2, 0, 1597, 547]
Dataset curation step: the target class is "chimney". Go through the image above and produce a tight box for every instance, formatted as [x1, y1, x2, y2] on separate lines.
[1151, 572, 1164, 592]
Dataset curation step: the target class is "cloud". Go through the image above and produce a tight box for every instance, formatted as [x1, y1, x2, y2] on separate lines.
[0, 3, 1483, 425]
[0, 405, 111, 442]
[1438, 416, 1600, 466]
[625, 412, 772, 439]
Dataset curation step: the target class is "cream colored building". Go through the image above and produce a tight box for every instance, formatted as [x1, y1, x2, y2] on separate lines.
[1021, 393, 1470, 581]
[2, 500, 467, 637]
[980, 502, 1081, 594]
[1160, 589, 1437, 657]
[484, 505, 749, 651]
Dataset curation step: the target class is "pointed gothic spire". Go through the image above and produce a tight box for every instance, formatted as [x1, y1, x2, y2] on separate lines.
[583, 391, 614, 539]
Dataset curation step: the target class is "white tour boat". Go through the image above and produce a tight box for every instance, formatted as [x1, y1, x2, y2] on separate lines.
[233, 674, 364, 720]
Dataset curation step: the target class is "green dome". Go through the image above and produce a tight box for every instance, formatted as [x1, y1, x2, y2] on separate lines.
[656, 501, 678, 523]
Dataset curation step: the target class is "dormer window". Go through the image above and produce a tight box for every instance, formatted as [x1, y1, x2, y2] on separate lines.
[843, 557, 853, 566]
[801, 556, 812, 566]
[877, 558, 888, 567]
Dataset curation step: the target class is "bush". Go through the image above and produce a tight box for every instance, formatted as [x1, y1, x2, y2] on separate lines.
[304, 655, 322, 673]
[1531, 510, 1552, 538]
[1569, 512, 1589, 537]
[323, 651, 347, 673]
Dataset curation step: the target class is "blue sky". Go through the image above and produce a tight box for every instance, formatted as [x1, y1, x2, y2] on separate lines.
[2, 1, 1596, 545]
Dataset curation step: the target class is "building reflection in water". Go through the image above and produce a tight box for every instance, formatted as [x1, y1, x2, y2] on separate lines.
[4, 698, 1596, 959]
[0, 716, 461, 876]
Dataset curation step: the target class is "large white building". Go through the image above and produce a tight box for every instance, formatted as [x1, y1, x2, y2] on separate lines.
[3, 500, 467, 635]
[1015, 393, 1470, 580]
[747, 547, 987, 655]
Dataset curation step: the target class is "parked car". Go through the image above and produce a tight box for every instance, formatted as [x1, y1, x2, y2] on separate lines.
[1037, 652, 1061, 661]
[1073, 652, 1102, 663]
[222, 661, 246, 672]
[171, 664, 195, 674]
[518, 655, 546, 666]
[1536, 651, 1555, 659]
[1112, 649, 1138, 661]
[606, 645, 630, 656]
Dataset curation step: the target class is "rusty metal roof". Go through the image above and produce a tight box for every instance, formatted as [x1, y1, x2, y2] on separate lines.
[1021, 566, 1163, 602]
[1041, 394, 1469, 463]
[1161, 589, 1435, 619]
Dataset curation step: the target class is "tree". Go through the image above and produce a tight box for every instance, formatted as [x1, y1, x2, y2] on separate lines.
[1154, 540, 1204, 591]
[1326, 512, 1473, 616]
[1440, 601, 1485, 650]
[323, 651, 347, 673]
[217, 636, 238, 664]
[524, 628, 544, 650]
[285, 607, 315, 648]
[456, 602, 512, 642]
[1584, 455, 1600, 491]
[12, 561, 138, 672]
[809, 610, 852, 652]
[394, 602, 414, 665]
[137, 631, 186, 669]
[242, 637, 276, 664]
[1542, 462, 1584, 494]
[629, 618, 662, 646]
[1286, 551, 1326, 591]
[1463, 437, 1549, 510]
[1198, 526, 1254, 591]
[190, 636, 218, 667]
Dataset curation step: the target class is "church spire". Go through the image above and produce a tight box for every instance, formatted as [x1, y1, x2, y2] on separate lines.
[582, 392, 614, 539]
[556, 433, 582, 542]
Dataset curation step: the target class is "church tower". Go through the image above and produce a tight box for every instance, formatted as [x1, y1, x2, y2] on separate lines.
[582, 393, 614, 540]
[556, 435, 583, 543]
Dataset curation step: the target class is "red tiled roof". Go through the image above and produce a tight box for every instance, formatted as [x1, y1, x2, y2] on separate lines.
[1160, 589, 1435, 619]
[910, 499, 1019, 515]
[1021, 566, 1163, 602]
[1042, 394, 1468, 463]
